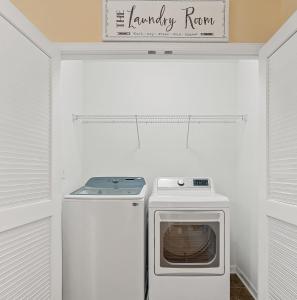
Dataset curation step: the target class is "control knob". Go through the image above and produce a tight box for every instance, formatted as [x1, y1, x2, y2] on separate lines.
[177, 179, 185, 186]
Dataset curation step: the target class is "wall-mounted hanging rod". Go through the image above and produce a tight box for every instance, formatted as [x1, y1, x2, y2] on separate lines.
[72, 114, 247, 123]
[72, 114, 247, 149]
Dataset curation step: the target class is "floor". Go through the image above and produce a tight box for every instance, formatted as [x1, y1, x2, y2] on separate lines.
[230, 274, 254, 300]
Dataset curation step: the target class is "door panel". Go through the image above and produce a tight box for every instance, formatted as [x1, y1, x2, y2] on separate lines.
[259, 11, 297, 300]
[0, 16, 51, 208]
[0, 2, 61, 299]
[268, 32, 297, 207]
[268, 217, 297, 299]
[0, 218, 51, 299]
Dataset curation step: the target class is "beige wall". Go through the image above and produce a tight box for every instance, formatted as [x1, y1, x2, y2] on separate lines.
[11, 0, 297, 42]
[281, 0, 297, 20]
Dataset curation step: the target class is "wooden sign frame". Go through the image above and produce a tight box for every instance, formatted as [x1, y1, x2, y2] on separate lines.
[103, 0, 229, 42]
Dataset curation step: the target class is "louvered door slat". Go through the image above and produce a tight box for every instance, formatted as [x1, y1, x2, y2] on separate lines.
[0, 2, 61, 299]
[260, 20, 297, 300]
[268, 32, 297, 206]
[0, 15, 51, 209]
[268, 218, 297, 299]
[0, 219, 51, 300]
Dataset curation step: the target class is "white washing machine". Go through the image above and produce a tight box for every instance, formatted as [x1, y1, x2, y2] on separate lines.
[63, 177, 147, 300]
[148, 177, 230, 300]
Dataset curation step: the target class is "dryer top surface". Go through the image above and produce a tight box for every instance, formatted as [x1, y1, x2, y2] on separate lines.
[149, 177, 229, 208]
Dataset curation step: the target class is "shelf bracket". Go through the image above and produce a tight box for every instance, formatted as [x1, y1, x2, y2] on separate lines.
[242, 115, 248, 122]
[135, 115, 141, 149]
[72, 114, 78, 122]
[186, 115, 191, 149]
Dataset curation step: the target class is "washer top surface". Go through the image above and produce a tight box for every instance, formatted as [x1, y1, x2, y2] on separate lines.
[65, 177, 146, 200]
[149, 177, 229, 208]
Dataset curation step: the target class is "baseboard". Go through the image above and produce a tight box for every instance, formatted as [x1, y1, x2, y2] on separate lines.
[235, 266, 258, 300]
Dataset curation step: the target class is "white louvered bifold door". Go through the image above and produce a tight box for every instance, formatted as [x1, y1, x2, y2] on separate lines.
[0, 2, 61, 300]
[258, 11, 297, 300]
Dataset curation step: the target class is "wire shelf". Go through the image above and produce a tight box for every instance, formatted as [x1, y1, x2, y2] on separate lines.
[72, 114, 247, 149]
[73, 114, 247, 123]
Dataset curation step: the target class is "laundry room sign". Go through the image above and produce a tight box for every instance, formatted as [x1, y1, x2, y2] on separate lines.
[103, 0, 229, 41]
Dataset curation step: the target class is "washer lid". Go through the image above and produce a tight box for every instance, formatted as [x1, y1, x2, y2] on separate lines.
[71, 177, 146, 196]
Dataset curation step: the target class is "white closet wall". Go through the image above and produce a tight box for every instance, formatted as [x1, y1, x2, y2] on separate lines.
[82, 60, 238, 265]
[60, 59, 259, 275]
[60, 61, 84, 194]
[82, 61, 238, 195]
[236, 60, 259, 295]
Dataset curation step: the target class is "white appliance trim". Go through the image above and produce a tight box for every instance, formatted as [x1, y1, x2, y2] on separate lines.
[230, 265, 236, 274]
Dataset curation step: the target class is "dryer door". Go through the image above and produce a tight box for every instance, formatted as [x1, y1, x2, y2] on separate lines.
[155, 210, 225, 275]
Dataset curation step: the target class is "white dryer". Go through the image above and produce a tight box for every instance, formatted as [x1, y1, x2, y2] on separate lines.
[63, 177, 147, 300]
[148, 177, 230, 300]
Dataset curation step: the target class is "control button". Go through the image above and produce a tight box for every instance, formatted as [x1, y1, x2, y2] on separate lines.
[177, 179, 185, 186]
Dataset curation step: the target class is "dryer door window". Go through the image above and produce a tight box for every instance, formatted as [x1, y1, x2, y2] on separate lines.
[154, 210, 225, 275]
[161, 222, 219, 267]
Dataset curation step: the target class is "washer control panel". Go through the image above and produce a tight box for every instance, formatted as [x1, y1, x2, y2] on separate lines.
[158, 177, 212, 191]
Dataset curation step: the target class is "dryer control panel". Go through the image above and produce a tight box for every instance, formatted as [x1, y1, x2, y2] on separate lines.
[157, 177, 212, 192]
[193, 179, 209, 186]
